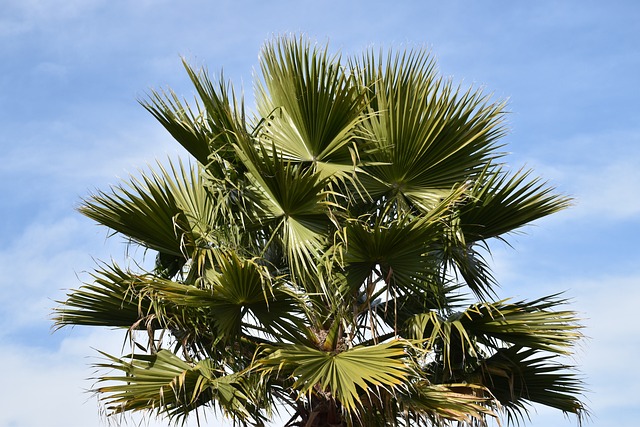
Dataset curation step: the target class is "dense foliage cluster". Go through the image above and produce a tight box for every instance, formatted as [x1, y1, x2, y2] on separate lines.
[55, 37, 586, 427]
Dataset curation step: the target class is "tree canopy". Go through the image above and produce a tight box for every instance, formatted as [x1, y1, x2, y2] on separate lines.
[55, 36, 586, 427]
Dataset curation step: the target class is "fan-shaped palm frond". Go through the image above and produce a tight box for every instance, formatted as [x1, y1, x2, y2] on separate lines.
[256, 37, 365, 173]
[234, 139, 335, 289]
[354, 49, 506, 212]
[95, 349, 266, 426]
[258, 340, 409, 414]
[139, 251, 307, 344]
[79, 159, 218, 258]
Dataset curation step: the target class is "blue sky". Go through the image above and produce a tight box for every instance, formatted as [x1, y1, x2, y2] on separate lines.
[1, 1, 638, 426]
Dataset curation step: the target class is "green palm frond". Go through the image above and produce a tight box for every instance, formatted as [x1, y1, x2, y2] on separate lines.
[442, 240, 497, 299]
[461, 296, 583, 354]
[461, 166, 573, 242]
[341, 216, 440, 296]
[258, 340, 409, 413]
[407, 296, 582, 374]
[95, 349, 265, 426]
[207, 252, 306, 343]
[138, 251, 307, 344]
[234, 139, 333, 288]
[141, 60, 246, 167]
[475, 346, 587, 424]
[182, 62, 248, 161]
[53, 263, 220, 357]
[79, 159, 216, 257]
[340, 187, 465, 298]
[141, 88, 212, 166]
[53, 262, 152, 329]
[354, 49, 506, 211]
[256, 37, 365, 172]
[398, 382, 495, 425]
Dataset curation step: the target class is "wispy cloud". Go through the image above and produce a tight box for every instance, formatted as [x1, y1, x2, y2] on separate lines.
[513, 129, 640, 221]
[0, 329, 219, 427]
[0, 215, 101, 334]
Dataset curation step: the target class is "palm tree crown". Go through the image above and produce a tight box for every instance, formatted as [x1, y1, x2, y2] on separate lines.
[55, 36, 586, 427]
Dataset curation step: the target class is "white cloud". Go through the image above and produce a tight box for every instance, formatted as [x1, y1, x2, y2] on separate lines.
[0, 329, 216, 427]
[571, 160, 640, 219]
[0, 216, 92, 329]
[493, 245, 640, 425]
[515, 129, 640, 221]
[553, 274, 640, 424]
[570, 275, 640, 374]
[0, 209, 227, 425]
[0, 326, 289, 427]
[0, 344, 104, 427]
[0, 113, 188, 222]
[0, 212, 152, 336]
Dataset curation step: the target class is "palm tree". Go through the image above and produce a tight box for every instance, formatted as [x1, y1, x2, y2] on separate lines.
[54, 36, 586, 427]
